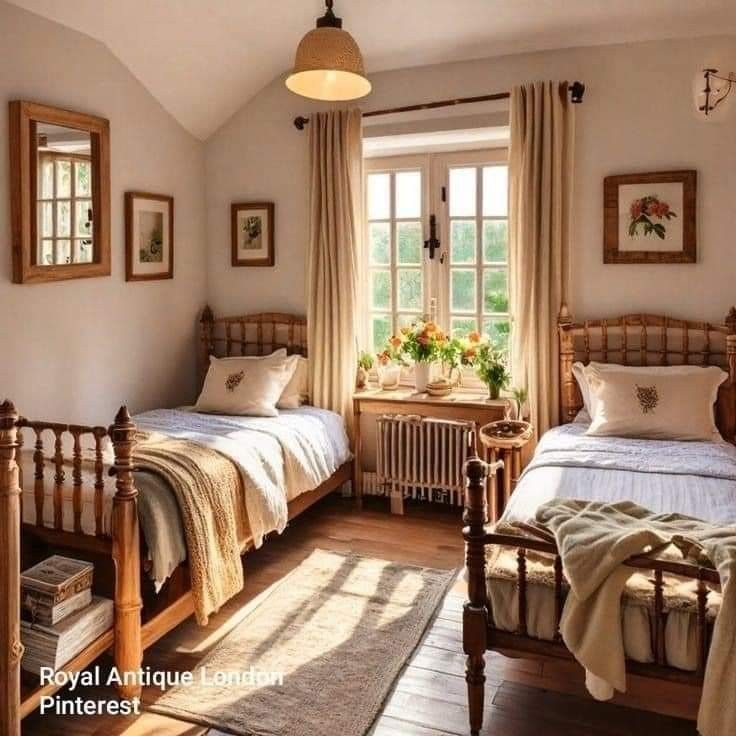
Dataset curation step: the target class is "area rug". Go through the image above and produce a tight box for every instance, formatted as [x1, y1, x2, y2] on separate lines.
[149, 549, 457, 736]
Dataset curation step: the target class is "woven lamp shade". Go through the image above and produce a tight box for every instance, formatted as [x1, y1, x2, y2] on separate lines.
[286, 26, 371, 101]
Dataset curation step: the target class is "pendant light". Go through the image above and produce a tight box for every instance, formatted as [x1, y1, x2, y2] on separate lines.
[286, 0, 371, 101]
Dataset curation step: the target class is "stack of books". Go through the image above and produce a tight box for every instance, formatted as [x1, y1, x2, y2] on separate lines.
[20, 555, 113, 675]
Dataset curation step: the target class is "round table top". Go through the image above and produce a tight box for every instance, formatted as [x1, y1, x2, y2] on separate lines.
[479, 419, 534, 449]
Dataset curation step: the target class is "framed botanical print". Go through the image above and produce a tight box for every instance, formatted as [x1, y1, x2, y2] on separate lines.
[603, 170, 696, 264]
[125, 191, 174, 281]
[231, 202, 274, 267]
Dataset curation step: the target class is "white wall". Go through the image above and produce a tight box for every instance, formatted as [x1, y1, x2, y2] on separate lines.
[206, 34, 736, 324]
[0, 1, 207, 423]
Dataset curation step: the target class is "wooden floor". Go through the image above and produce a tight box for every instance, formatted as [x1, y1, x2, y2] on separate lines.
[22, 495, 699, 736]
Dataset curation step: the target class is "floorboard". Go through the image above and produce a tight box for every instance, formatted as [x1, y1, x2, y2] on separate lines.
[21, 495, 698, 735]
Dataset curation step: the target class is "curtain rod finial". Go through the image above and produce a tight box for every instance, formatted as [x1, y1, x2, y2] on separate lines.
[569, 81, 585, 104]
[294, 116, 310, 130]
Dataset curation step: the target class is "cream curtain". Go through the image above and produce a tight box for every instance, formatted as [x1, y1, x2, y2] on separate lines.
[509, 81, 575, 434]
[307, 109, 363, 436]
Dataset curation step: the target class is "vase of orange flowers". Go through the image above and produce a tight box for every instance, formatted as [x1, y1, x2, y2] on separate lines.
[385, 319, 448, 393]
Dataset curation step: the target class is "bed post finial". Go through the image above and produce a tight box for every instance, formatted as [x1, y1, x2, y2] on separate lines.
[0, 400, 21, 736]
[110, 405, 142, 700]
[726, 307, 736, 383]
[558, 302, 572, 327]
[200, 305, 215, 383]
[463, 452, 489, 736]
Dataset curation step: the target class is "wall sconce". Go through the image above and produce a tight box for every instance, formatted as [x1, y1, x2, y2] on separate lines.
[695, 68, 735, 118]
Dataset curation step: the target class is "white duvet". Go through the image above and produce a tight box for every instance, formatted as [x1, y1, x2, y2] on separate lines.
[503, 420, 736, 526]
[134, 406, 352, 547]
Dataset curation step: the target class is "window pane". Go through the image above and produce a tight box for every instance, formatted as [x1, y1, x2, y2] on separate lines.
[75, 161, 91, 197]
[57, 201, 71, 237]
[398, 313, 417, 330]
[397, 221, 422, 264]
[451, 269, 476, 312]
[398, 269, 422, 311]
[449, 167, 476, 217]
[451, 317, 477, 338]
[483, 318, 511, 350]
[483, 220, 508, 263]
[368, 173, 390, 220]
[39, 201, 53, 237]
[482, 165, 508, 216]
[75, 201, 92, 237]
[39, 240, 54, 265]
[450, 220, 476, 264]
[371, 270, 391, 310]
[395, 171, 421, 218]
[40, 160, 54, 198]
[55, 239, 71, 265]
[74, 239, 93, 264]
[372, 314, 391, 353]
[369, 222, 390, 265]
[56, 160, 71, 198]
[483, 269, 508, 314]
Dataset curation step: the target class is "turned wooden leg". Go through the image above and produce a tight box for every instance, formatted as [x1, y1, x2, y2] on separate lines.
[0, 401, 22, 736]
[464, 603, 488, 735]
[110, 407, 143, 700]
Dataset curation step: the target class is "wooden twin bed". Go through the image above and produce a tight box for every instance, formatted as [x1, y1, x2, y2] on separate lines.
[0, 307, 352, 736]
[463, 306, 736, 735]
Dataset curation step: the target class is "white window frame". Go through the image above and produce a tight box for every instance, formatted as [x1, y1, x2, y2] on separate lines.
[364, 155, 431, 351]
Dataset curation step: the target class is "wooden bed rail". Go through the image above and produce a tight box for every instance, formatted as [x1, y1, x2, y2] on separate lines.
[0, 402, 142, 735]
[16, 417, 109, 536]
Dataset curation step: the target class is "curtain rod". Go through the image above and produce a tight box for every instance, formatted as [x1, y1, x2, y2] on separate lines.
[293, 81, 585, 130]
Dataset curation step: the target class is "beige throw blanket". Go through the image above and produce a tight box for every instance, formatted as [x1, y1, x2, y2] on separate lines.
[534, 499, 736, 736]
[133, 431, 248, 625]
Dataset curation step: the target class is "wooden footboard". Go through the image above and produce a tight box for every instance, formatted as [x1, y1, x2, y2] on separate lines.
[462, 453, 717, 735]
[0, 401, 142, 734]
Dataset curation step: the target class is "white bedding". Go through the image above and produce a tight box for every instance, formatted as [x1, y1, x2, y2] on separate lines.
[502, 420, 736, 526]
[135, 406, 352, 547]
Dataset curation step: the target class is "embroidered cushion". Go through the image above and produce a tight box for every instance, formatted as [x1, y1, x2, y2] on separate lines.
[277, 356, 309, 409]
[195, 353, 296, 417]
[584, 364, 728, 440]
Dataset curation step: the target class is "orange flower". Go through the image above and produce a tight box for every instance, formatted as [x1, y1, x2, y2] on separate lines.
[425, 322, 438, 333]
[390, 336, 402, 349]
[463, 347, 477, 360]
[436, 331, 447, 343]
[400, 326, 411, 336]
[418, 334, 430, 346]
[377, 351, 390, 366]
[468, 331, 481, 343]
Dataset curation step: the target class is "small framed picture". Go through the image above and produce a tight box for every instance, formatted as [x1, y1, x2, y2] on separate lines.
[604, 170, 696, 264]
[231, 202, 274, 267]
[125, 192, 174, 281]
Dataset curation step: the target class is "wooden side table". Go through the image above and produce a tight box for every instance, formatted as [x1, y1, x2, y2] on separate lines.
[353, 387, 510, 508]
[479, 420, 534, 522]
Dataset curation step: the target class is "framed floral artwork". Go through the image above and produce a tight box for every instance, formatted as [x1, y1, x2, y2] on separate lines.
[603, 170, 696, 264]
[231, 202, 274, 267]
[125, 191, 174, 281]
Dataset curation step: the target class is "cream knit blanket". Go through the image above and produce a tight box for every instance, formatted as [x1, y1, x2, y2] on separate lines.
[133, 431, 247, 625]
[535, 498, 736, 736]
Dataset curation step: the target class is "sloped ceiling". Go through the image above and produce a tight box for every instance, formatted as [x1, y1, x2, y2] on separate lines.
[9, 0, 736, 140]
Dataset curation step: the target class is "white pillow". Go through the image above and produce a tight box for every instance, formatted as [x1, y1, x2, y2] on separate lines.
[585, 364, 727, 441]
[571, 362, 593, 416]
[195, 354, 296, 417]
[277, 356, 309, 409]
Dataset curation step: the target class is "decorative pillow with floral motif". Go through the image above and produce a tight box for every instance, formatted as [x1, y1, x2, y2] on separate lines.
[195, 354, 296, 417]
[584, 364, 727, 441]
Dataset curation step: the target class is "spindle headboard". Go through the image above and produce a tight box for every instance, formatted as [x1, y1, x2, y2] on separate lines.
[558, 305, 736, 442]
[199, 306, 307, 382]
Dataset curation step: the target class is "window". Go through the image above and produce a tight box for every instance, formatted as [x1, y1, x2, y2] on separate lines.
[446, 160, 510, 348]
[366, 158, 428, 352]
[365, 150, 509, 356]
[37, 153, 93, 265]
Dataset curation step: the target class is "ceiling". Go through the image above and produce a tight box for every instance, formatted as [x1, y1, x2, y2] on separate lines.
[9, 0, 736, 140]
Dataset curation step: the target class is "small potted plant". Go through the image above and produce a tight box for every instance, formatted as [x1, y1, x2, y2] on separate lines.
[474, 342, 510, 400]
[511, 386, 529, 420]
[356, 351, 374, 390]
[376, 337, 404, 390]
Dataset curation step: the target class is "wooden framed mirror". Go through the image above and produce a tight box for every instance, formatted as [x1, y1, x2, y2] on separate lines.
[9, 101, 110, 283]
